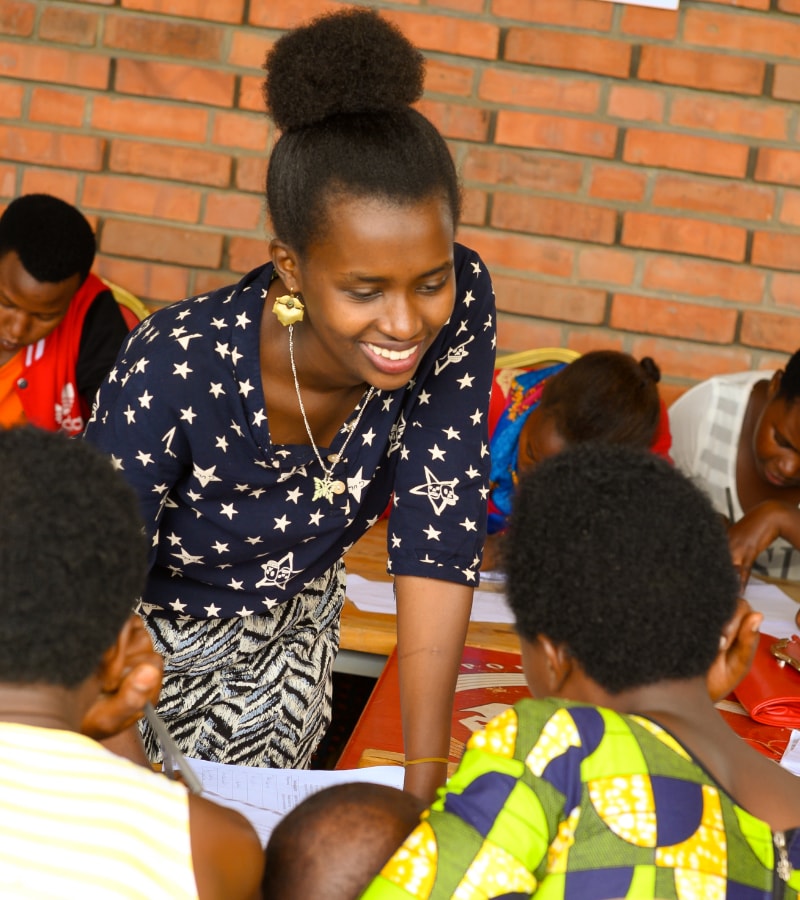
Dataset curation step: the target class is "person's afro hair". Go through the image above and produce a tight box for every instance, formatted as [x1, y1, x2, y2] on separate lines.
[0, 428, 147, 688]
[504, 443, 739, 694]
[0, 194, 96, 283]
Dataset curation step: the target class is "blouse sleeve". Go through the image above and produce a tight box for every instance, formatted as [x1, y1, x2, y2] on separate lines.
[387, 244, 496, 586]
[667, 378, 718, 478]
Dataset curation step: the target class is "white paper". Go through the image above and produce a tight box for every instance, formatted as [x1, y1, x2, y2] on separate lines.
[186, 759, 404, 847]
[743, 577, 800, 640]
[780, 730, 800, 776]
[346, 573, 515, 624]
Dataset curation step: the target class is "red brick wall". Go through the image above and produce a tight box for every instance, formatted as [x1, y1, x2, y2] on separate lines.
[2, 0, 800, 399]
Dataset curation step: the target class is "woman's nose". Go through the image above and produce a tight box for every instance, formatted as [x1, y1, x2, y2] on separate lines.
[382, 295, 422, 340]
[6, 310, 30, 342]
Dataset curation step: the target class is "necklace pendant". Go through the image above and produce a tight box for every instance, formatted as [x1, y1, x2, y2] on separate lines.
[312, 476, 336, 503]
[330, 479, 346, 495]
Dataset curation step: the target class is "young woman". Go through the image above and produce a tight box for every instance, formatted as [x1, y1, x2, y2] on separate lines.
[670, 350, 800, 586]
[84, 8, 495, 802]
[363, 444, 800, 899]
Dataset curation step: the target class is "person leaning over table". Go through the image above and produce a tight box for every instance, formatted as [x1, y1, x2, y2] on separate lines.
[83, 7, 496, 803]
[669, 348, 800, 588]
[0, 193, 129, 434]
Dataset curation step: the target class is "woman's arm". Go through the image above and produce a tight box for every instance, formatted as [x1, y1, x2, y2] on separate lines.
[395, 574, 472, 803]
[728, 500, 800, 585]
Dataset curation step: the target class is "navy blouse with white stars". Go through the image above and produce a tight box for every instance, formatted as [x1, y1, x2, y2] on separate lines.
[84, 243, 496, 621]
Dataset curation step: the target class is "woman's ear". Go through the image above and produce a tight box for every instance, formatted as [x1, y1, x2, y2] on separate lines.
[538, 635, 574, 695]
[269, 240, 301, 293]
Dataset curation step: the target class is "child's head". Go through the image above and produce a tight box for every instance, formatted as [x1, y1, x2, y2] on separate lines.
[0, 428, 147, 688]
[506, 442, 739, 696]
[517, 351, 662, 474]
[262, 782, 425, 900]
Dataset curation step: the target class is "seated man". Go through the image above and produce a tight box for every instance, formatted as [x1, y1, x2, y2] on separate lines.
[262, 783, 424, 900]
[0, 428, 263, 898]
[0, 194, 130, 433]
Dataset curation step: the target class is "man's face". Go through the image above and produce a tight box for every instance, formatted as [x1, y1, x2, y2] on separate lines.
[0, 250, 81, 362]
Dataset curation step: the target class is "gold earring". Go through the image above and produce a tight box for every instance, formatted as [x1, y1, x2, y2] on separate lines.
[272, 292, 305, 327]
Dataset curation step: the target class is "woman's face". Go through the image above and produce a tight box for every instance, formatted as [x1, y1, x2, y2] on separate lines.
[752, 384, 800, 488]
[517, 406, 567, 476]
[288, 194, 456, 392]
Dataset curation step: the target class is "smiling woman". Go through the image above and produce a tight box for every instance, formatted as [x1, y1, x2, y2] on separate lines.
[83, 6, 496, 803]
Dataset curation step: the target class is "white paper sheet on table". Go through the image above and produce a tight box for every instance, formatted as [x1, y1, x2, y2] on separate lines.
[346, 573, 515, 624]
[743, 576, 799, 639]
[186, 758, 404, 847]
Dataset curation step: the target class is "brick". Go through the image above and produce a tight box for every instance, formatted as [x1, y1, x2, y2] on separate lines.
[624, 129, 748, 179]
[778, 0, 800, 11]
[102, 219, 223, 268]
[607, 85, 664, 123]
[741, 312, 800, 353]
[620, 6, 679, 39]
[684, 8, 800, 58]
[497, 279, 606, 324]
[204, 192, 264, 231]
[773, 64, 800, 102]
[418, 99, 490, 142]
[752, 232, 800, 271]
[384, 10, 499, 60]
[638, 46, 764, 96]
[630, 337, 753, 382]
[0, 163, 16, 198]
[577, 248, 636, 286]
[228, 236, 267, 273]
[82, 175, 202, 223]
[459, 226, 574, 278]
[235, 157, 266, 193]
[493, 194, 617, 245]
[505, 29, 631, 79]
[238, 75, 265, 113]
[115, 60, 234, 108]
[611, 293, 737, 344]
[29, 87, 85, 128]
[426, 60, 474, 97]
[496, 314, 564, 355]
[0, 1, 34, 36]
[428, 0, 483, 13]
[460, 188, 487, 226]
[248, 1, 341, 30]
[228, 31, 274, 70]
[462, 147, 583, 194]
[104, 15, 223, 61]
[496, 111, 616, 158]
[651, 173, 775, 222]
[700, 0, 769, 9]
[755, 149, 800, 187]
[0, 39, 109, 89]
[567, 332, 623, 355]
[91, 97, 208, 143]
[670, 95, 788, 142]
[0, 82, 23, 118]
[621, 212, 746, 262]
[780, 191, 800, 226]
[39, 6, 98, 45]
[588, 164, 647, 203]
[771, 273, 800, 309]
[120, 0, 246, 24]
[193, 270, 240, 297]
[0, 125, 104, 170]
[642, 255, 766, 304]
[20, 168, 80, 203]
[491, 0, 613, 30]
[94, 256, 190, 305]
[479, 70, 599, 114]
[109, 140, 231, 188]
[212, 111, 269, 151]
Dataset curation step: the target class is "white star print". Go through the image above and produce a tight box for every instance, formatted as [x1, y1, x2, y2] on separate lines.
[466, 465, 480, 479]
[235, 312, 251, 328]
[418, 390, 431, 405]
[124, 406, 136, 424]
[215, 342, 230, 359]
[170, 598, 187, 612]
[110, 455, 123, 470]
[135, 450, 153, 466]
[309, 510, 323, 526]
[463, 290, 476, 307]
[193, 464, 221, 487]
[173, 546, 204, 565]
[471, 261, 481, 275]
[173, 361, 192, 379]
[209, 382, 224, 398]
[391, 534, 401, 548]
[457, 373, 475, 390]
[211, 317, 225, 329]
[429, 444, 446, 461]
[231, 347, 243, 365]
[463, 569, 477, 582]
[253, 409, 267, 427]
[212, 541, 229, 553]
[286, 486, 302, 504]
[239, 379, 255, 397]
[245, 536, 263, 545]
[228, 578, 244, 590]
[470, 408, 483, 426]
[236, 606, 253, 617]
[204, 603, 221, 617]
[139, 389, 153, 408]
[220, 503, 237, 520]
[461, 518, 477, 532]
[274, 514, 290, 532]
[180, 407, 197, 424]
[216, 435, 229, 452]
[347, 467, 370, 502]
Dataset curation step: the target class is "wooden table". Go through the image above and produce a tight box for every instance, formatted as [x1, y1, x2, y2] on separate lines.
[338, 520, 519, 676]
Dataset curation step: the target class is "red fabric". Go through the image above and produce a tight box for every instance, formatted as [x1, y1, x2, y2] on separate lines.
[733, 632, 800, 730]
[17, 272, 107, 435]
[651, 398, 673, 463]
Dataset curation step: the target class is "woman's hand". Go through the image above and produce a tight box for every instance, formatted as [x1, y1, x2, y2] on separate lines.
[706, 598, 763, 702]
[727, 500, 800, 587]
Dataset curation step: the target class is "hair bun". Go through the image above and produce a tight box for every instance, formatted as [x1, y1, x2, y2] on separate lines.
[639, 356, 661, 384]
[264, 8, 425, 133]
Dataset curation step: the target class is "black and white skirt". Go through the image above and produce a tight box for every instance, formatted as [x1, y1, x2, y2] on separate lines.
[139, 561, 345, 767]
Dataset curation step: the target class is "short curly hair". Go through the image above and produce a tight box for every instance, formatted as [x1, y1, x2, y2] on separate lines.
[504, 443, 739, 694]
[0, 428, 147, 687]
[0, 194, 96, 283]
[263, 7, 461, 256]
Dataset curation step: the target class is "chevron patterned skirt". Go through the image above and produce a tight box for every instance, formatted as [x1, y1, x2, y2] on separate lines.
[139, 561, 345, 767]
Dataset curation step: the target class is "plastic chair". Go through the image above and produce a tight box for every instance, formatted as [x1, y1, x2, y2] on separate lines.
[101, 278, 151, 328]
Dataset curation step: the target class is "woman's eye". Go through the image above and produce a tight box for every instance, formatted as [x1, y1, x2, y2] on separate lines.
[419, 279, 447, 295]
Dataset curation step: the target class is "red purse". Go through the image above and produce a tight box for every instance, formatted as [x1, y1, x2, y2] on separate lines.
[733, 632, 800, 729]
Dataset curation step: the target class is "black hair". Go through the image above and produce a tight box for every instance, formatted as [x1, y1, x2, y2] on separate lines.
[262, 782, 424, 900]
[263, 7, 461, 256]
[776, 348, 800, 403]
[539, 351, 662, 448]
[505, 443, 739, 694]
[0, 194, 96, 283]
[0, 428, 147, 687]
